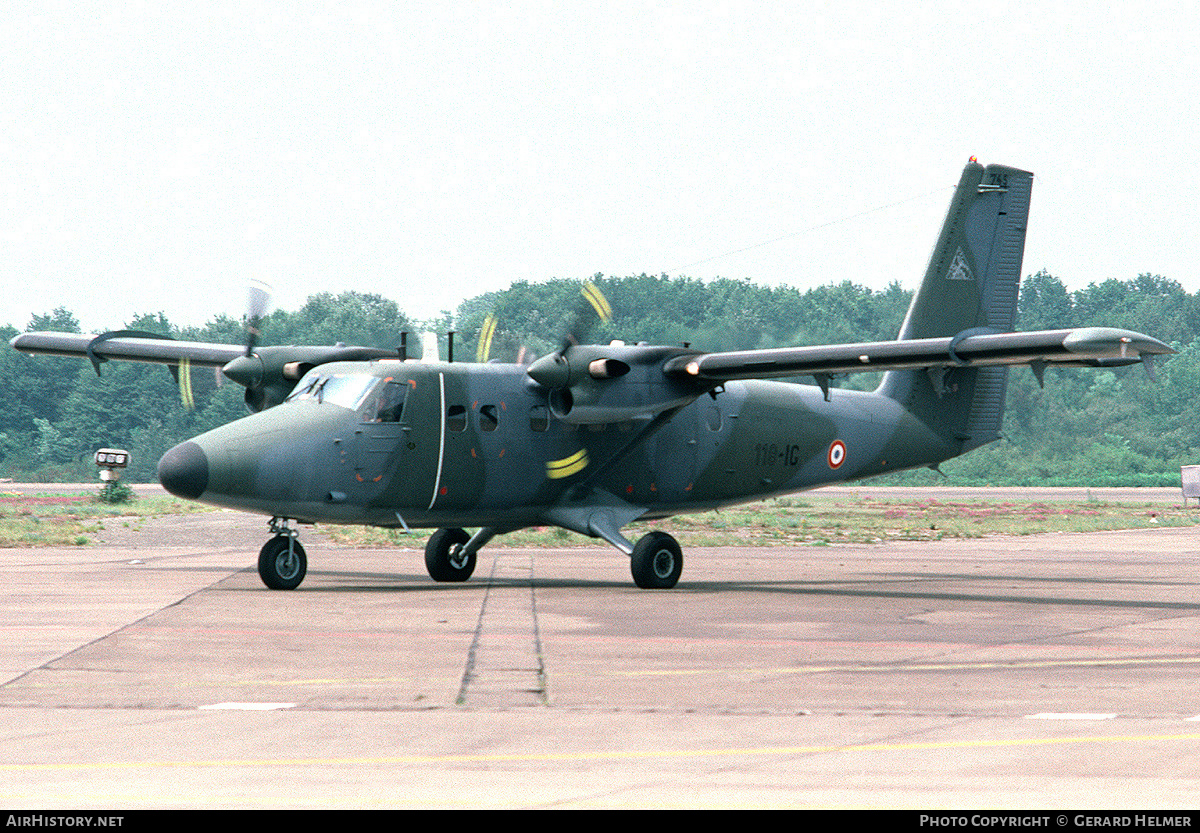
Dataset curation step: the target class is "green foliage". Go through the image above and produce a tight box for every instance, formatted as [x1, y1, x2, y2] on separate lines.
[1018, 269, 1074, 329]
[267, 291, 412, 350]
[32, 418, 75, 465]
[97, 480, 134, 504]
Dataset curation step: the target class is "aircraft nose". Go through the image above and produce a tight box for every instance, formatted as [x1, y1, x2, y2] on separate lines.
[158, 441, 209, 500]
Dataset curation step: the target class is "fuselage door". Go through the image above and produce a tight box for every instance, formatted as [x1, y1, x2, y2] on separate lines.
[352, 373, 444, 510]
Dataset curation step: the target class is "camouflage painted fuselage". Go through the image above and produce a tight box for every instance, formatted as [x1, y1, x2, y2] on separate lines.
[170, 356, 962, 533]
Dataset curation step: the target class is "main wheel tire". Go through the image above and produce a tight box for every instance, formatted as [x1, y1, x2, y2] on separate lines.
[630, 531, 683, 589]
[258, 535, 307, 590]
[425, 527, 475, 582]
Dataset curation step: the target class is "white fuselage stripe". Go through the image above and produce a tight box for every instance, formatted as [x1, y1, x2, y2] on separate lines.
[429, 372, 446, 510]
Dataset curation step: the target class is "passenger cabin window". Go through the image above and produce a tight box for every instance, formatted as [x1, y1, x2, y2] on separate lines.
[447, 405, 467, 432]
[529, 405, 549, 432]
[479, 405, 499, 432]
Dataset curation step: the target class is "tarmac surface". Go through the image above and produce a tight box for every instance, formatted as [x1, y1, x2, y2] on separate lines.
[3, 486, 1200, 808]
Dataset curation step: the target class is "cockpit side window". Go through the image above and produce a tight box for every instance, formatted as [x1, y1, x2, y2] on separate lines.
[364, 380, 406, 423]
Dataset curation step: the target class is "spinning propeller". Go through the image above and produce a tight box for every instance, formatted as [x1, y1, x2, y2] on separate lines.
[523, 280, 700, 424]
[244, 280, 272, 358]
[475, 279, 614, 365]
[221, 280, 396, 412]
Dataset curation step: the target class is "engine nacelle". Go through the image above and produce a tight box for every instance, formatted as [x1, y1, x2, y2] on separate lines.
[223, 345, 396, 412]
[527, 343, 704, 425]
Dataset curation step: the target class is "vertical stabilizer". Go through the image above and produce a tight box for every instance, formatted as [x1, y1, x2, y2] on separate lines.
[881, 160, 1033, 454]
[897, 160, 1032, 339]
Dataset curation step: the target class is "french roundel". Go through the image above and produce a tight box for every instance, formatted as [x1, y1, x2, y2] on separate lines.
[827, 439, 846, 469]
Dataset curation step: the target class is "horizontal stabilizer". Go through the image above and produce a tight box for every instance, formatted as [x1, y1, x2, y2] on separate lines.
[662, 327, 1174, 382]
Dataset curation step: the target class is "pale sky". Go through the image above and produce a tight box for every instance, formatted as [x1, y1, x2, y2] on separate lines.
[3, 1, 1198, 335]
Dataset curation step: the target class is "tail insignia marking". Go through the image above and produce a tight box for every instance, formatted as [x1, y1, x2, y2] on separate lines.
[946, 247, 974, 282]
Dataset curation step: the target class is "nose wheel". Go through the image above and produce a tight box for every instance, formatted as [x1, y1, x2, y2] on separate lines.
[258, 519, 307, 589]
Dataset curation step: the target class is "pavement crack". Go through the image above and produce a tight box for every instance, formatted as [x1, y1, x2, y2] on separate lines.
[455, 552, 548, 708]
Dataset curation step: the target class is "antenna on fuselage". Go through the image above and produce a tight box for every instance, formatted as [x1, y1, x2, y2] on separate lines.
[419, 332, 440, 362]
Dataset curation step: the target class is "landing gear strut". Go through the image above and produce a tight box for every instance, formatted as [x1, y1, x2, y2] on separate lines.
[258, 518, 307, 590]
[419, 524, 682, 589]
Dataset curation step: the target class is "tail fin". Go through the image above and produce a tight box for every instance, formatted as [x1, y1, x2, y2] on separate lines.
[880, 160, 1033, 454]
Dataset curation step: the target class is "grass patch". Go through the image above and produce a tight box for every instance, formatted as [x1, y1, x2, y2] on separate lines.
[321, 494, 1200, 549]
[0, 491, 212, 547]
[8, 489, 1192, 550]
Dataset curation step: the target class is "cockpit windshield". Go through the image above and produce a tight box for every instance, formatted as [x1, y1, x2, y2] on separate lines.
[285, 372, 378, 411]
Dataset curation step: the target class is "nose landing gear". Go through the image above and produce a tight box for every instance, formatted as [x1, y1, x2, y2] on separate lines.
[258, 518, 307, 590]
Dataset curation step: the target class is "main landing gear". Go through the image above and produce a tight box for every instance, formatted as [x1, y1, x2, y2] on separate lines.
[424, 527, 476, 582]
[629, 530, 683, 589]
[421, 526, 683, 590]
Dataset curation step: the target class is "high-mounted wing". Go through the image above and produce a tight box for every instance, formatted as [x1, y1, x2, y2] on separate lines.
[10, 331, 397, 412]
[662, 326, 1173, 385]
[524, 324, 1174, 425]
[11, 331, 244, 371]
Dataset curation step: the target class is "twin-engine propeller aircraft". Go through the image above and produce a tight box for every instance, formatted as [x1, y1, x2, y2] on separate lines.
[12, 160, 1173, 590]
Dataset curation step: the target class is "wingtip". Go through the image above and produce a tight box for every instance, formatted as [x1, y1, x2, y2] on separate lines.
[1062, 327, 1175, 358]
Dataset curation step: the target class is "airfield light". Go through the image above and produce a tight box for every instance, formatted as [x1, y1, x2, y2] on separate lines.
[95, 448, 130, 477]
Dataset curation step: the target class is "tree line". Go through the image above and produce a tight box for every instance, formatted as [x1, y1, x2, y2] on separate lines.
[2, 272, 1196, 486]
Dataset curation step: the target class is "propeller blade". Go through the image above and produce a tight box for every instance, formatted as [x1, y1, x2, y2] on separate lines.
[477, 313, 498, 362]
[581, 280, 613, 322]
[177, 357, 195, 410]
[245, 280, 272, 357]
[560, 279, 613, 353]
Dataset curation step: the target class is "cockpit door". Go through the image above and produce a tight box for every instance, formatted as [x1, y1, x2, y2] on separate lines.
[353, 378, 407, 488]
[349, 375, 437, 506]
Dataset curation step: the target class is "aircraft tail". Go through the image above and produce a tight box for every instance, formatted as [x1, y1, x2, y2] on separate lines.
[879, 160, 1033, 455]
